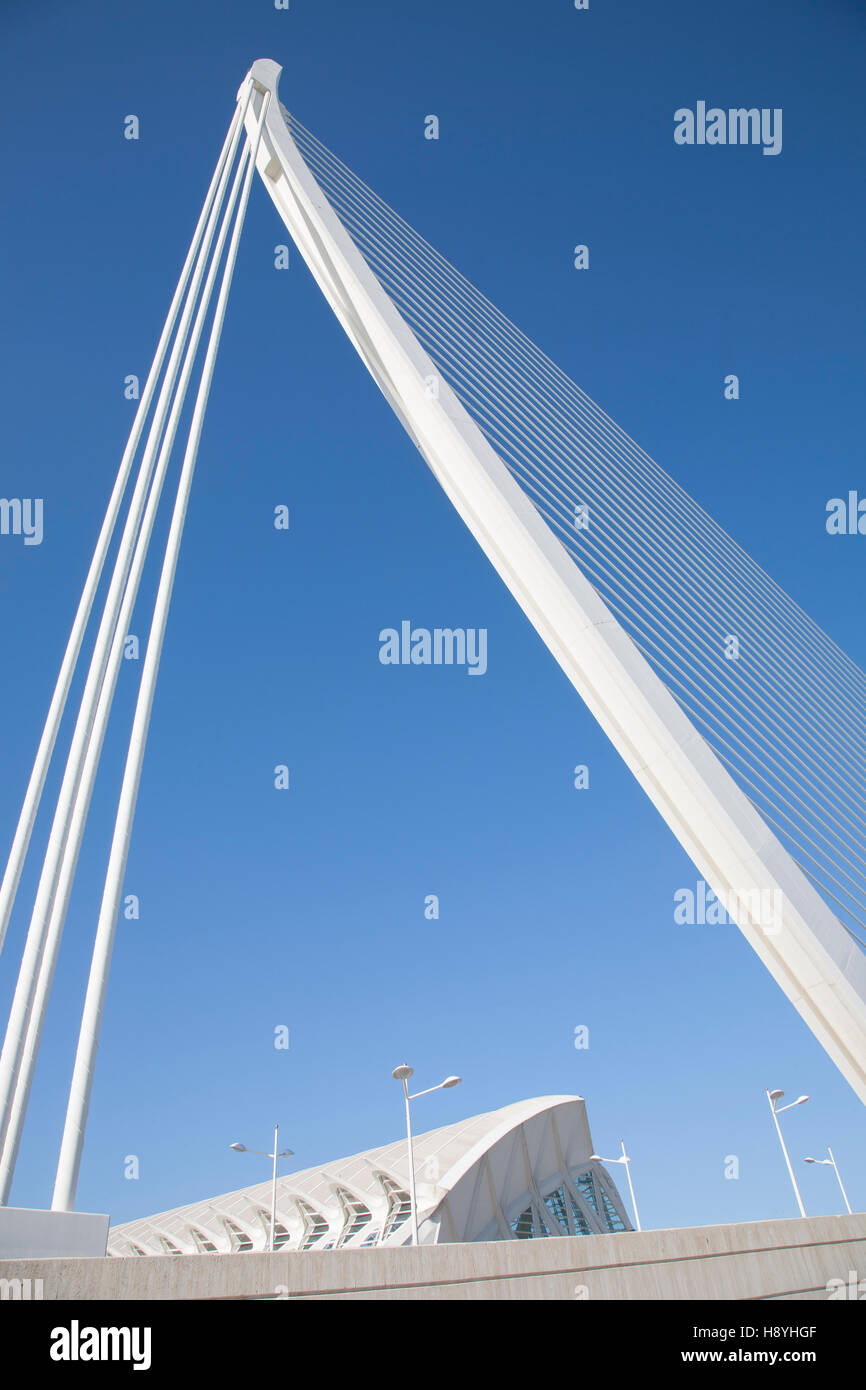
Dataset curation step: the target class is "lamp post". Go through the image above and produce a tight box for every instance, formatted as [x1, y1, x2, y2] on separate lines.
[766, 1089, 809, 1217]
[391, 1065, 461, 1245]
[590, 1138, 641, 1232]
[804, 1147, 853, 1215]
[230, 1123, 294, 1251]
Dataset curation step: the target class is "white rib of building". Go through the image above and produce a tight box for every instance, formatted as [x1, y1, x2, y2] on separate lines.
[108, 1096, 632, 1256]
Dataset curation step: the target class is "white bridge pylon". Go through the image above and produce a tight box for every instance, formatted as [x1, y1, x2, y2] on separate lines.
[238, 61, 866, 1103]
[0, 58, 864, 1215]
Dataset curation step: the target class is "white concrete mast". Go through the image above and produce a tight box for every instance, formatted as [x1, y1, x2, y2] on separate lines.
[235, 59, 866, 1106]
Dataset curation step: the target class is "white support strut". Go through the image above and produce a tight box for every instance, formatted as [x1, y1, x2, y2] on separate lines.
[240, 59, 866, 1104]
[0, 90, 255, 1205]
[0, 99, 261, 1205]
[50, 91, 270, 1212]
[0, 104, 246, 967]
[0, 89, 257, 1197]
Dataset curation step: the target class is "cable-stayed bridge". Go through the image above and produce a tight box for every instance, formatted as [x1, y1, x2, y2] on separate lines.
[0, 59, 864, 1219]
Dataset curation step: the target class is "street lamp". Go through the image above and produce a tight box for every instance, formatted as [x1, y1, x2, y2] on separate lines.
[766, 1089, 809, 1217]
[590, 1138, 641, 1232]
[804, 1147, 853, 1215]
[392, 1064, 461, 1246]
[230, 1123, 294, 1251]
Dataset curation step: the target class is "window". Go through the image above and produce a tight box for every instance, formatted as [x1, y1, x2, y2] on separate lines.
[509, 1201, 559, 1239]
[190, 1228, 218, 1254]
[159, 1236, 183, 1255]
[297, 1201, 330, 1249]
[576, 1170, 599, 1214]
[378, 1174, 413, 1241]
[542, 1187, 570, 1235]
[333, 1188, 373, 1245]
[224, 1219, 254, 1252]
[272, 1222, 292, 1249]
[598, 1186, 627, 1233]
[509, 1206, 534, 1239]
[567, 1191, 592, 1235]
[257, 1210, 292, 1250]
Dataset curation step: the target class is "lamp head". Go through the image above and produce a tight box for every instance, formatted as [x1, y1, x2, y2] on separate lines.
[230, 1143, 247, 1152]
[442, 1076, 461, 1088]
[392, 1064, 414, 1082]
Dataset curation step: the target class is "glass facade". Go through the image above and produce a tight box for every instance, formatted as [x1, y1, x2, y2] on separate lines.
[506, 1171, 629, 1242]
[597, 1186, 627, 1233]
[543, 1187, 571, 1234]
[568, 1191, 592, 1236]
[576, 1171, 599, 1214]
[509, 1206, 534, 1239]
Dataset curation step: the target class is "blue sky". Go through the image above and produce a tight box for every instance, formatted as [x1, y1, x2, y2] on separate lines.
[1, 0, 865, 1232]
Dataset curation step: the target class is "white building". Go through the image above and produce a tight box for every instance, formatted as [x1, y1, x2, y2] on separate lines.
[108, 1096, 632, 1256]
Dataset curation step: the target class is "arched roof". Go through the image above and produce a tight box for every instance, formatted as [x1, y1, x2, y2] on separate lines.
[108, 1095, 631, 1255]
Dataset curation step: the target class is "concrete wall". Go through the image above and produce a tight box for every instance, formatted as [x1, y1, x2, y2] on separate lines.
[1, 1213, 864, 1299]
[0, 1207, 108, 1260]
